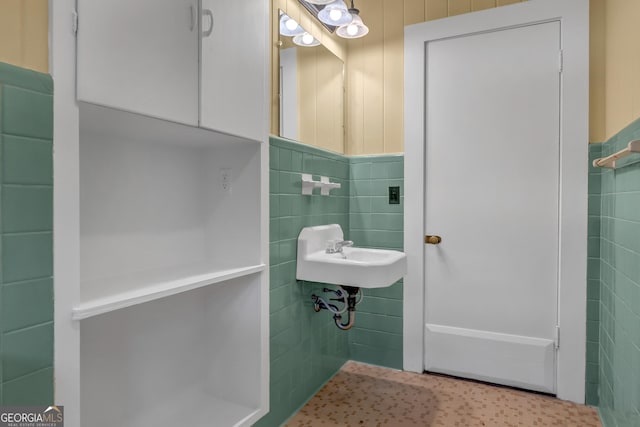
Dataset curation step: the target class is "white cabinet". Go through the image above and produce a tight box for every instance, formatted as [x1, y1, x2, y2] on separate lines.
[200, 0, 268, 142]
[76, 0, 268, 142]
[53, 0, 269, 425]
[76, 0, 199, 125]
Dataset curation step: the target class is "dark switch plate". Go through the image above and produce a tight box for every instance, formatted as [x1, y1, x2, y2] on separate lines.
[389, 186, 400, 204]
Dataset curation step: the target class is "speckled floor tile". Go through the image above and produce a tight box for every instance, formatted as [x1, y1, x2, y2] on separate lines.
[285, 361, 601, 427]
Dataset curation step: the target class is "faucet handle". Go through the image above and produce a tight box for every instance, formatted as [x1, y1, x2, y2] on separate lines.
[339, 240, 354, 248]
[326, 239, 339, 253]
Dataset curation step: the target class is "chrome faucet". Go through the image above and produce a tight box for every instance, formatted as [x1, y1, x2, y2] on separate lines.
[326, 240, 354, 254]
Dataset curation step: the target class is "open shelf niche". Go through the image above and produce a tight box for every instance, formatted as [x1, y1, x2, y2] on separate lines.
[75, 104, 268, 426]
[81, 275, 263, 427]
[78, 103, 262, 312]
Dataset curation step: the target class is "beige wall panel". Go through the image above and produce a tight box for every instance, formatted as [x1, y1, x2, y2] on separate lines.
[0, 0, 48, 72]
[405, 0, 426, 26]
[317, 48, 344, 153]
[345, 0, 527, 154]
[589, 0, 605, 143]
[285, 0, 301, 21]
[22, 0, 48, 72]
[298, 48, 318, 147]
[271, 1, 281, 134]
[315, 49, 333, 150]
[329, 57, 346, 153]
[496, 0, 522, 6]
[361, 0, 385, 155]
[472, 0, 497, 12]
[605, 0, 634, 139]
[0, 1, 24, 67]
[631, 1, 640, 124]
[347, 38, 366, 155]
[426, 0, 448, 21]
[448, 0, 472, 16]
[384, 0, 405, 153]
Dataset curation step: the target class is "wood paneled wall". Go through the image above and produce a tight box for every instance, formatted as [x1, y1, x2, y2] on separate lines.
[346, 0, 525, 155]
[599, 0, 640, 141]
[0, 0, 48, 73]
[590, 0, 606, 142]
[588, 0, 640, 143]
[297, 46, 345, 153]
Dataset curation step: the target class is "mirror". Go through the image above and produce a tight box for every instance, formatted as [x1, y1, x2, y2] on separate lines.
[278, 10, 345, 154]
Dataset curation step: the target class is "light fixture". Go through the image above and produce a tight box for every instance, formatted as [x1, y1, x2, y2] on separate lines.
[279, 13, 305, 37]
[293, 32, 321, 47]
[317, 0, 352, 26]
[336, 1, 369, 39]
[304, 0, 335, 4]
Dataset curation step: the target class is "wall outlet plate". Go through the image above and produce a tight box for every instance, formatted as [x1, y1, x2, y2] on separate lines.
[389, 186, 400, 204]
[221, 168, 232, 193]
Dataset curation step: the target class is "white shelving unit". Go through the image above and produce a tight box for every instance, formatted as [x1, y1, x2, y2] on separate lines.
[81, 275, 263, 427]
[51, 1, 269, 425]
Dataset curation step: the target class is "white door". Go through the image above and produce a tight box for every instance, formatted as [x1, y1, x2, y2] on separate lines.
[424, 22, 561, 394]
[76, 0, 199, 125]
[200, 0, 267, 142]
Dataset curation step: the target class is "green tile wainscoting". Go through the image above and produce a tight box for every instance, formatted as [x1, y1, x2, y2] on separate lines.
[587, 143, 602, 406]
[255, 137, 351, 427]
[595, 118, 640, 427]
[348, 156, 404, 369]
[259, 137, 406, 426]
[0, 62, 54, 405]
[265, 135, 615, 426]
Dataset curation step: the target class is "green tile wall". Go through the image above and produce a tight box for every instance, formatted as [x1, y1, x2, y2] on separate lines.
[0, 62, 54, 405]
[260, 138, 406, 426]
[587, 143, 602, 406]
[256, 137, 351, 427]
[348, 156, 404, 369]
[596, 119, 640, 427]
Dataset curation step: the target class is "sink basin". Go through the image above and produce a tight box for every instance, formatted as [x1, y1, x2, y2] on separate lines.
[296, 224, 407, 288]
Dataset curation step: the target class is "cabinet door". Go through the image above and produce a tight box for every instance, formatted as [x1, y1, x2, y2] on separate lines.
[77, 0, 199, 126]
[200, 0, 267, 142]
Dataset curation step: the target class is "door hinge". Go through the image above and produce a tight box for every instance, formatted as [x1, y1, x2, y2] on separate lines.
[72, 9, 78, 36]
[554, 325, 560, 349]
[558, 50, 563, 73]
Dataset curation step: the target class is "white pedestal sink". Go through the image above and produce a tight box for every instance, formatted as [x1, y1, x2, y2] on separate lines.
[296, 224, 407, 288]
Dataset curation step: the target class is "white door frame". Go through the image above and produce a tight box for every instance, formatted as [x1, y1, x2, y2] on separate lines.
[403, 0, 589, 403]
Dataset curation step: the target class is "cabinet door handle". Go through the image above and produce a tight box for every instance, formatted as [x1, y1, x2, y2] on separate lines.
[202, 9, 214, 37]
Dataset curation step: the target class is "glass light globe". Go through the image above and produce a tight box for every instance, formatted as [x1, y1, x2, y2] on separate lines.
[302, 33, 315, 45]
[317, 0, 352, 26]
[336, 13, 369, 39]
[329, 9, 343, 22]
[285, 18, 299, 31]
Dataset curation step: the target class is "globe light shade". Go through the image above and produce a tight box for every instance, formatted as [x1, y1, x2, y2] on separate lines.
[279, 13, 305, 37]
[304, 0, 335, 4]
[293, 32, 321, 47]
[336, 12, 369, 39]
[317, 0, 353, 26]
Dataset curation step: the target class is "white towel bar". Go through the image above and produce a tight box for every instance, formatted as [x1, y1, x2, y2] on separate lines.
[592, 140, 640, 169]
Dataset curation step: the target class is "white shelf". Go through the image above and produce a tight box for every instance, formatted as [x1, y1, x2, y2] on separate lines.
[80, 275, 265, 427]
[80, 102, 263, 147]
[127, 387, 261, 427]
[72, 264, 265, 320]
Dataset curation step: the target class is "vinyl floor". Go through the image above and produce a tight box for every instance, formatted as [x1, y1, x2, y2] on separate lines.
[286, 361, 601, 427]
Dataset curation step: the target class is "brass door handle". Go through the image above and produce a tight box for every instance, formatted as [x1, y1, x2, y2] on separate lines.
[425, 235, 442, 245]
